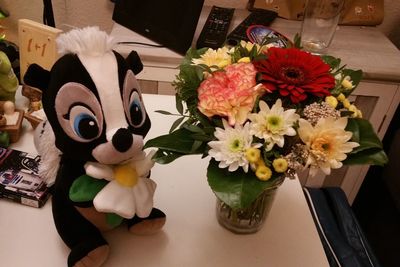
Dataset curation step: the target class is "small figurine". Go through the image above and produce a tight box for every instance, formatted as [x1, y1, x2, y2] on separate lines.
[3, 100, 18, 125]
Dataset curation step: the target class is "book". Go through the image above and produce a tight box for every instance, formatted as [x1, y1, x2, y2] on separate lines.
[0, 146, 50, 208]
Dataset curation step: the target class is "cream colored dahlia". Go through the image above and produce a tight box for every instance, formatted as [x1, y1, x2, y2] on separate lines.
[248, 99, 299, 151]
[298, 117, 359, 175]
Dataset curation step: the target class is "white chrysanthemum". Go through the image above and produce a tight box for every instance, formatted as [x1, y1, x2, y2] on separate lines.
[298, 117, 359, 175]
[208, 120, 261, 172]
[192, 47, 232, 70]
[248, 99, 300, 151]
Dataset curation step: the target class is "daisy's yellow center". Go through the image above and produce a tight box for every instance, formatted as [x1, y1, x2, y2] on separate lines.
[229, 139, 243, 152]
[114, 164, 138, 187]
[266, 115, 283, 132]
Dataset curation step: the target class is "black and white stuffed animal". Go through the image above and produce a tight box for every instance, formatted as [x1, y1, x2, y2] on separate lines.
[23, 27, 166, 267]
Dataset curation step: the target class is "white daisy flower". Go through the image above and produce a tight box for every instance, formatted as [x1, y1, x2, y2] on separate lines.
[248, 99, 299, 151]
[85, 150, 157, 219]
[208, 120, 261, 172]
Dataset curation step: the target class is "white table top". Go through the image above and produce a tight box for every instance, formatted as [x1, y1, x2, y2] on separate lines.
[0, 92, 329, 267]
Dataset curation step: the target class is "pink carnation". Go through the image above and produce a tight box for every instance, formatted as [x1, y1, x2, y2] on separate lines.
[198, 63, 262, 125]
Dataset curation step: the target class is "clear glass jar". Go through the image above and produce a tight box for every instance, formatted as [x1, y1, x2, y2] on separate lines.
[216, 179, 284, 234]
[301, 0, 344, 54]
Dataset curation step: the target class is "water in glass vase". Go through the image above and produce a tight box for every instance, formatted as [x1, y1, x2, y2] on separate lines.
[216, 185, 280, 234]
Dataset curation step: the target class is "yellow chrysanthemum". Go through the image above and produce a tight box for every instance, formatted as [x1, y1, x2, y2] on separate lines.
[342, 99, 351, 108]
[325, 96, 338, 108]
[337, 93, 346, 101]
[272, 158, 288, 173]
[245, 147, 261, 163]
[256, 165, 272, 181]
[341, 76, 354, 90]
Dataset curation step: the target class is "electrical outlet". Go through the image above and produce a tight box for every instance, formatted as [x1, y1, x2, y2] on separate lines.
[18, 19, 62, 82]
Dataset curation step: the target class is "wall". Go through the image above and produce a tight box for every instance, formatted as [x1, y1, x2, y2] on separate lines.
[0, 0, 399, 48]
[377, 0, 400, 49]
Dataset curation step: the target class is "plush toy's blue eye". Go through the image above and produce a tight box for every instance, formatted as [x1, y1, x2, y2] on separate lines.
[73, 113, 99, 140]
[127, 90, 146, 127]
[69, 105, 100, 141]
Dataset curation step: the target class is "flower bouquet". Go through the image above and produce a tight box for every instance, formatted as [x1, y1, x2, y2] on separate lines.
[145, 38, 387, 233]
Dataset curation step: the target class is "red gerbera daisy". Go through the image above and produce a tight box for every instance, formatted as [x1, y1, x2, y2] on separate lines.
[254, 47, 335, 103]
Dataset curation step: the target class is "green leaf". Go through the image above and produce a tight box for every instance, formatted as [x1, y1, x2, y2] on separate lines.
[207, 160, 283, 210]
[144, 128, 204, 154]
[344, 148, 388, 166]
[169, 116, 185, 133]
[344, 118, 388, 166]
[155, 110, 174, 115]
[175, 94, 184, 115]
[183, 124, 205, 134]
[190, 133, 214, 142]
[191, 140, 203, 153]
[345, 118, 360, 143]
[346, 118, 383, 154]
[293, 33, 302, 49]
[321, 55, 341, 70]
[152, 149, 185, 164]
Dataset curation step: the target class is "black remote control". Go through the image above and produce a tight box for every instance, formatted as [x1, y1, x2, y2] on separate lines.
[226, 9, 278, 46]
[196, 6, 234, 49]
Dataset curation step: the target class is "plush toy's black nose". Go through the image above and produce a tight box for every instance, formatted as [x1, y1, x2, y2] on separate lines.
[112, 128, 133, 152]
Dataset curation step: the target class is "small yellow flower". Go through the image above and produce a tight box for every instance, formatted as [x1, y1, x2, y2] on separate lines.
[337, 93, 346, 102]
[356, 109, 363, 118]
[256, 165, 272, 181]
[342, 99, 351, 109]
[341, 76, 354, 90]
[348, 105, 363, 118]
[238, 57, 251, 63]
[272, 158, 288, 173]
[245, 148, 261, 163]
[240, 40, 256, 52]
[348, 104, 357, 113]
[325, 96, 338, 108]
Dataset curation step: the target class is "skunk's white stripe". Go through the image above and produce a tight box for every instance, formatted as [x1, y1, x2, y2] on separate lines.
[78, 52, 128, 141]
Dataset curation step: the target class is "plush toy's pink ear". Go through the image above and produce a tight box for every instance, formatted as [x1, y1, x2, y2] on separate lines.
[23, 64, 51, 92]
[125, 51, 143, 75]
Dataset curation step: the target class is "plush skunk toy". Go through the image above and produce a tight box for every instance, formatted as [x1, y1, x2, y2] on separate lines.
[23, 27, 166, 267]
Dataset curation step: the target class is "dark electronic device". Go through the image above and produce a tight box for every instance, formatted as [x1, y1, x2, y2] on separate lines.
[226, 8, 278, 46]
[112, 0, 204, 55]
[196, 6, 234, 49]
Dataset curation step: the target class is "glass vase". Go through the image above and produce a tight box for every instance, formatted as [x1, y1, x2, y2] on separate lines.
[216, 178, 284, 234]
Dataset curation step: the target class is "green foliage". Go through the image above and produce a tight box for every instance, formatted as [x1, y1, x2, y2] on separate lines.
[345, 118, 388, 166]
[207, 160, 283, 209]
